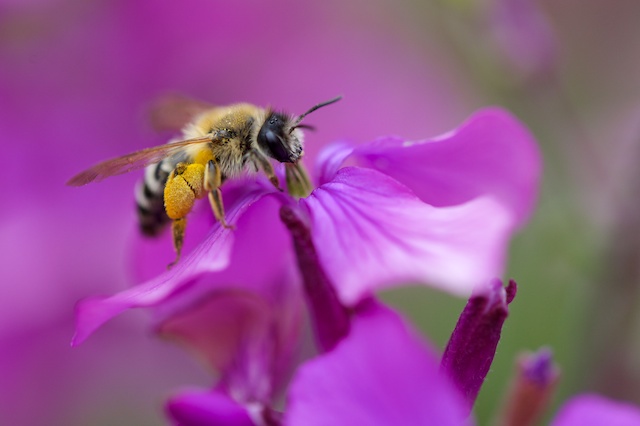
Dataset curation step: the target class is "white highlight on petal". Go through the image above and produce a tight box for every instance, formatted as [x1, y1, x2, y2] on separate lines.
[302, 167, 514, 305]
[402, 128, 456, 146]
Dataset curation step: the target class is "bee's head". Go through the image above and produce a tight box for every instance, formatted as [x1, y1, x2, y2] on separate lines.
[257, 112, 303, 163]
[257, 96, 342, 164]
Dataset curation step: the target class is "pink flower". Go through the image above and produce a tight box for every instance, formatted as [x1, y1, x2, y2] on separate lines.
[0, 0, 476, 423]
[69, 108, 540, 423]
[284, 300, 473, 426]
[499, 348, 560, 426]
[551, 394, 640, 426]
[487, 0, 558, 80]
[306, 108, 540, 304]
[74, 107, 541, 345]
[166, 208, 517, 425]
[495, 349, 640, 426]
[265, 304, 640, 426]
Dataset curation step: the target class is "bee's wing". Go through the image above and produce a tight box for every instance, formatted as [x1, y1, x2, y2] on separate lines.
[149, 94, 215, 132]
[66, 136, 213, 186]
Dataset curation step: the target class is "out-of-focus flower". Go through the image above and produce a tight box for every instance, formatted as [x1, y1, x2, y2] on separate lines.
[550, 394, 640, 426]
[486, 0, 558, 81]
[73, 107, 541, 346]
[494, 347, 640, 426]
[497, 348, 560, 426]
[167, 391, 256, 426]
[161, 286, 299, 426]
[164, 289, 466, 426]
[285, 299, 473, 426]
[284, 296, 640, 426]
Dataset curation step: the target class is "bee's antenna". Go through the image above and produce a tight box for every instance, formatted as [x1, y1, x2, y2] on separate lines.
[290, 95, 342, 132]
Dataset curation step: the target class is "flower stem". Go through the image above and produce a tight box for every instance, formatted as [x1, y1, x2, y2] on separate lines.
[280, 205, 350, 352]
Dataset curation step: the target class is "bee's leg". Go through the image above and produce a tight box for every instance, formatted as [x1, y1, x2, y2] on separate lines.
[164, 162, 201, 268]
[204, 159, 234, 229]
[249, 149, 283, 191]
[168, 217, 186, 269]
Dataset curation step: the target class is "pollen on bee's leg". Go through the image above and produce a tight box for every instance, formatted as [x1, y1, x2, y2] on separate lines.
[164, 175, 196, 219]
[168, 218, 186, 269]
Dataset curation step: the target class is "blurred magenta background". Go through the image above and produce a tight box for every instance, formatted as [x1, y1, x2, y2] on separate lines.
[2, 0, 640, 424]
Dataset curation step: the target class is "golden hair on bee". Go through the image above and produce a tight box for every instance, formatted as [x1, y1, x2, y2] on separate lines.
[68, 95, 341, 267]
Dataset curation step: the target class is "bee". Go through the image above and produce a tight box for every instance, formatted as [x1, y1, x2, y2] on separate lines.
[67, 96, 341, 266]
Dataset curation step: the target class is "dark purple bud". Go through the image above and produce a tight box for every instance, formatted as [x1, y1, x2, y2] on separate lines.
[280, 205, 350, 352]
[440, 279, 517, 410]
[497, 348, 560, 426]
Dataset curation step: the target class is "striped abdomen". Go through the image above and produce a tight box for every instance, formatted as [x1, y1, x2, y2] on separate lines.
[135, 159, 178, 236]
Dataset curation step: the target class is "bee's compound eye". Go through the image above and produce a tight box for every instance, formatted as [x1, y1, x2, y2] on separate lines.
[264, 130, 289, 162]
[264, 130, 277, 145]
[258, 113, 293, 163]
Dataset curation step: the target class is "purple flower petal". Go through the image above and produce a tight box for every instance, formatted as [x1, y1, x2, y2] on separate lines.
[157, 285, 302, 404]
[342, 108, 542, 227]
[117, 182, 303, 408]
[74, 181, 304, 403]
[157, 291, 274, 397]
[550, 394, 640, 426]
[72, 181, 273, 346]
[284, 300, 472, 426]
[314, 140, 355, 187]
[301, 167, 514, 304]
[166, 389, 255, 426]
